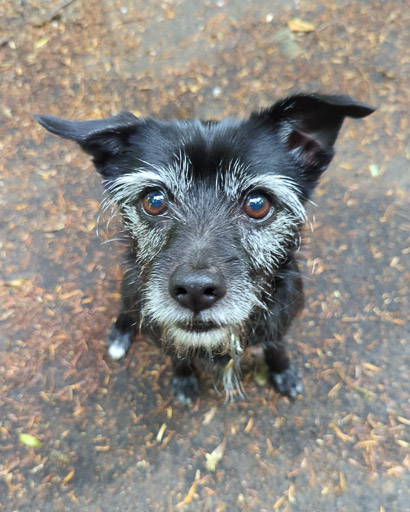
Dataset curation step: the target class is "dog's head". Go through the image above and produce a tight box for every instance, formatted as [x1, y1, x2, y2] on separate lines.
[35, 94, 374, 352]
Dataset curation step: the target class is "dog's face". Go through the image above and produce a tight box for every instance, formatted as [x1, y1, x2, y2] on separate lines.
[105, 119, 309, 352]
[35, 94, 374, 353]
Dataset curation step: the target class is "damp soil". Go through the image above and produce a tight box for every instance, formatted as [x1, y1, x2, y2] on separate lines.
[0, 1, 409, 511]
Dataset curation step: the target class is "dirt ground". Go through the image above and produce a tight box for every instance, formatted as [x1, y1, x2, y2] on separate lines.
[0, 0, 409, 511]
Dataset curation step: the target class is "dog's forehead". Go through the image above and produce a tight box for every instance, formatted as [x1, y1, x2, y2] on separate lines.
[128, 118, 273, 192]
[146, 154, 253, 197]
[108, 154, 249, 205]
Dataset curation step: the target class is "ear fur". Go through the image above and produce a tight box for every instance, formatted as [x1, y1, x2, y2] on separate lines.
[252, 93, 375, 179]
[34, 112, 141, 173]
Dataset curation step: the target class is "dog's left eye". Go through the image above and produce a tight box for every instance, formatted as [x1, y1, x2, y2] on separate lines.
[141, 190, 168, 216]
[243, 193, 273, 220]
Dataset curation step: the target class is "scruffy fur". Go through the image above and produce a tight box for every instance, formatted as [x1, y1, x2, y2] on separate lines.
[35, 93, 375, 404]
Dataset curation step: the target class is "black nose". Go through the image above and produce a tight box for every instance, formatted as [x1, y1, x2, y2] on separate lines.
[169, 264, 226, 313]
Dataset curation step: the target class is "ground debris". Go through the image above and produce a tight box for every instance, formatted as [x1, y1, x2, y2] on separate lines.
[0, 0, 408, 510]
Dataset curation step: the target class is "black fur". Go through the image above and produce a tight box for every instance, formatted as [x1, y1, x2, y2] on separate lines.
[35, 93, 375, 404]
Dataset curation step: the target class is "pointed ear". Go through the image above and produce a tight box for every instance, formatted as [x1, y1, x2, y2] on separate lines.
[254, 93, 375, 178]
[34, 112, 141, 174]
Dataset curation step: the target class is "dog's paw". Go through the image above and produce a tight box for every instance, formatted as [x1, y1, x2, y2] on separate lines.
[171, 374, 198, 406]
[108, 328, 132, 360]
[270, 364, 303, 399]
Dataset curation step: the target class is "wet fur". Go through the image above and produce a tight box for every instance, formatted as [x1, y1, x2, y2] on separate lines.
[35, 93, 375, 404]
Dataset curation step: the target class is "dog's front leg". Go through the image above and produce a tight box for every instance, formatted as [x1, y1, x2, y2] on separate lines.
[250, 264, 304, 399]
[263, 340, 303, 399]
[170, 354, 198, 406]
[108, 313, 136, 360]
[108, 269, 140, 360]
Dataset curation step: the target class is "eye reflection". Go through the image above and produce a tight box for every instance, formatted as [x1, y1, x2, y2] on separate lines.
[141, 190, 167, 216]
[243, 193, 272, 220]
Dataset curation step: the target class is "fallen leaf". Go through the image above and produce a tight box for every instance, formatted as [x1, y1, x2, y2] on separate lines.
[369, 163, 380, 177]
[4, 278, 30, 287]
[203, 406, 217, 425]
[330, 423, 355, 443]
[63, 469, 75, 484]
[177, 481, 197, 506]
[354, 439, 378, 449]
[328, 382, 342, 397]
[205, 440, 225, 472]
[288, 18, 316, 33]
[397, 416, 410, 426]
[35, 37, 49, 49]
[287, 484, 296, 503]
[19, 433, 43, 447]
[244, 417, 254, 433]
[273, 495, 286, 509]
[339, 472, 347, 491]
[253, 363, 268, 386]
[355, 386, 375, 401]
[156, 423, 167, 443]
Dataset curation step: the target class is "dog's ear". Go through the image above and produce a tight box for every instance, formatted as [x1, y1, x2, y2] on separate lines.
[253, 93, 375, 180]
[34, 112, 141, 175]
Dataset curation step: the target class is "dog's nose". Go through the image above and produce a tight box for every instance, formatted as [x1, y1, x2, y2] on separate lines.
[169, 264, 226, 313]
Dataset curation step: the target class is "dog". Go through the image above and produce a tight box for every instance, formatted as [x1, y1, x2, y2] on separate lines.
[35, 93, 375, 404]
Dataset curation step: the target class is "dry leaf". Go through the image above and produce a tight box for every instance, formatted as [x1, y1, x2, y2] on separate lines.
[156, 423, 167, 443]
[205, 441, 225, 471]
[339, 472, 346, 491]
[397, 417, 410, 426]
[288, 18, 316, 33]
[369, 163, 380, 177]
[178, 481, 197, 506]
[19, 433, 43, 447]
[273, 495, 286, 509]
[63, 469, 75, 484]
[35, 37, 49, 49]
[253, 363, 268, 386]
[330, 423, 355, 443]
[203, 406, 217, 425]
[4, 278, 30, 287]
[244, 417, 254, 433]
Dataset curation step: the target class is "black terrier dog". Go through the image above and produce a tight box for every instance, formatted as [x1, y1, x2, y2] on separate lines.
[35, 93, 375, 404]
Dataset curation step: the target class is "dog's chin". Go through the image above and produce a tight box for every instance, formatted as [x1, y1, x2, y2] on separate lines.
[165, 325, 233, 352]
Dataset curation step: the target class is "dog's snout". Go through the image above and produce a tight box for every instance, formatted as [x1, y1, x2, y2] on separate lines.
[169, 264, 226, 313]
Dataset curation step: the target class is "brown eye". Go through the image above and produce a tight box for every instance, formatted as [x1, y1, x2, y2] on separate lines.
[243, 193, 272, 220]
[142, 190, 167, 216]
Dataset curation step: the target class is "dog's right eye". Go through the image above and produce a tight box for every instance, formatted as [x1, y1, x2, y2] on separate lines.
[141, 190, 168, 216]
[243, 192, 273, 220]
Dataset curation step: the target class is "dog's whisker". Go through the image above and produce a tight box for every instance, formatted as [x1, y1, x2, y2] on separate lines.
[101, 237, 129, 245]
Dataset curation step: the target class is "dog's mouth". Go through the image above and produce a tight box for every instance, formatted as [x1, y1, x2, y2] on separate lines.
[176, 320, 220, 333]
[164, 319, 243, 352]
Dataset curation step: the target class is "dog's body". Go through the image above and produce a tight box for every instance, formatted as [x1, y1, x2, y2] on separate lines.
[36, 93, 374, 404]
